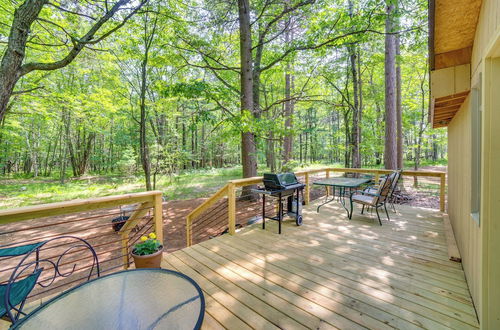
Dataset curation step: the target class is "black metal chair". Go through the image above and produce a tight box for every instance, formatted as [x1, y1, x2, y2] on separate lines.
[349, 172, 397, 225]
[0, 236, 100, 325]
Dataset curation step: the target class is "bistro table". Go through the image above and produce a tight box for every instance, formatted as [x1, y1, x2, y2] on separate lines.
[314, 177, 372, 217]
[13, 269, 205, 330]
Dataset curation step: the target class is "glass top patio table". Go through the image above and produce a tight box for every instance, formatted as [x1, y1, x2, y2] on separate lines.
[313, 177, 372, 216]
[13, 269, 205, 330]
[313, 177, 372, 188]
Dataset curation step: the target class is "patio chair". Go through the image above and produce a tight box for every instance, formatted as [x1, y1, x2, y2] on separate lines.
[364, 170, 402, 212]
[0, 236, 100, 325]
[349, 171, 397, 225]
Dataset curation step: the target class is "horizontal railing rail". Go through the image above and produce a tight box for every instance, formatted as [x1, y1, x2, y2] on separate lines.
[185, 167, 446, 246]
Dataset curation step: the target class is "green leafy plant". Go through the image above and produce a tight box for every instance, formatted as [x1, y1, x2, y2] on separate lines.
[133, 232, 162, 256]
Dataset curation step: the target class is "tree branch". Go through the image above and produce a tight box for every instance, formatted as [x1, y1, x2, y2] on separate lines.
[20, 0, 147, 76]
[11, 86, 44, 95]
[48, 2, 97, 20]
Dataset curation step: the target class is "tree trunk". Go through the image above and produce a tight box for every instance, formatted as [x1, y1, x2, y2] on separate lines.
[266, 133, 276, 172]
[348, 0, 361, 168]
[0, 0, 46, 122]
[238, 0, 258, 197]
[0, 0, 139, 122]
[343, 109, 351, 168]
[282, 12, 294, 166]
[283, 68, 294, 165]
[396, 11, 403, 169]
[201, 123, 206, 168]
[384, 0, 398, 170]
[140, 54, 152, 191]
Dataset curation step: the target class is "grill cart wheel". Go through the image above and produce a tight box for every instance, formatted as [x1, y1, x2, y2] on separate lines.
[296, 215, 303, 226]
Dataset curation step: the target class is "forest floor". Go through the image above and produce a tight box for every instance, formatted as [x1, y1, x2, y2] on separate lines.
[0, 167, 246, 209]
[0, 164, 445, 209]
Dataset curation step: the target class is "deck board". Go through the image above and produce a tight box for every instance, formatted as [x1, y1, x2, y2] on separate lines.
[163, 202, 479, 329]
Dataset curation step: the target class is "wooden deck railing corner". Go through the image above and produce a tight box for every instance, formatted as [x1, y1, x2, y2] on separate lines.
[0, 190, 164, 272]
[185, 167, 447, 247]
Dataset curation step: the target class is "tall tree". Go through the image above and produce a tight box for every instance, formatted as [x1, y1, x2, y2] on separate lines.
[138, 11, 159, 191]
[348, 0, 361, 168]
[0, 0, 146, 122]
[395, 3, 404, 169]
[282, 4, 294, 167]
[238, 0, 258, 186]
[384, 0, 397, 169]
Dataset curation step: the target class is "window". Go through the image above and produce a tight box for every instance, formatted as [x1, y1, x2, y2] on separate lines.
[471, 73, 482, 225]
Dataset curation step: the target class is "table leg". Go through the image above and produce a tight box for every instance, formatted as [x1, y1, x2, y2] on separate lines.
[316, 188, 336, 212]
[262, 194, 266, 230]
[278, 193, 282, 234]
[339, 187, 351, 218]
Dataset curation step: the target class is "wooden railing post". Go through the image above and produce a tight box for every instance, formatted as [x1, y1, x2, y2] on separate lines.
[153, 193, 164, 244]
[374, 171, 380, 184]
[119, 200, 154, 270]
[186, 215, 192, 247]
[325, 169, 331, 197]
[440, 173, 446, 212]
[120, 234, 130, 270]
[227, 183, 236, 235]
[304, 173, 310, 205]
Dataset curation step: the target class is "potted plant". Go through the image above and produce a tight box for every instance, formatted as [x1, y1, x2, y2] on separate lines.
[131, 232, 163, 268]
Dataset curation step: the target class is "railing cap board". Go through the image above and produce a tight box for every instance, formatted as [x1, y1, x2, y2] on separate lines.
[229, 177, 263, 187]
[186, 167, 447, 223]
[295, 168, 329, 175]
[188, 185, 229, 220]
[225, 168, 446, 187]
[332, 168, 446, 177]
[0, 191, 163, 224]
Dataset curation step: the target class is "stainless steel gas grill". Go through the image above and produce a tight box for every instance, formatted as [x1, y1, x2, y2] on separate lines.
[252, 173, 305, 234]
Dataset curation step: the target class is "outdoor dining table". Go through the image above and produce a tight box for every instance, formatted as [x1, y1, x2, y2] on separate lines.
[314, 177, 372, 217]
[13, 268, 205, 330]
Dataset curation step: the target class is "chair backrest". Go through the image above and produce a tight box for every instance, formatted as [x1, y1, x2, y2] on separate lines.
[389, 170, 402, 197]
[374, 172, 397, 204]
[0, 236, 100, 324]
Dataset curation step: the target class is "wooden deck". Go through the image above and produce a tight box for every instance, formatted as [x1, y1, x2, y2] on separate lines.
[162, 201, 479, 329]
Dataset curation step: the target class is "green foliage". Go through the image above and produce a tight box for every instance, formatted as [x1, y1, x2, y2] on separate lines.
[0, 0, 446, 207]
[117, 148, 137, 175]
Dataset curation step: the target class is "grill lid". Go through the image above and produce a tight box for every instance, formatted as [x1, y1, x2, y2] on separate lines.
[263, 173, 299, 190]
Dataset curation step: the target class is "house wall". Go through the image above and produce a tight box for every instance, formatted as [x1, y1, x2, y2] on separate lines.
[471, 0, 500, 75]
[481, 53, 500, 330]
[447, 97, 482, 317]
[447, 0, 500, 326]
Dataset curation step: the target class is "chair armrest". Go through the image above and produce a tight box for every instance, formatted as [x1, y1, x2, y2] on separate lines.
[361, 191, 382, 197]
[351, 190, 381, 198]
[363, 185, 379, 192]
[350, 190, 381, 201]
[350, 190, 365, 196]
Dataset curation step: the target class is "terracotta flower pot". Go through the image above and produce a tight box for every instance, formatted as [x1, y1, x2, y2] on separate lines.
[132, 246, 164, 269]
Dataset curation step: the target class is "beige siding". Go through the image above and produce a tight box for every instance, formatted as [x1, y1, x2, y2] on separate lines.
[471, 0, 500, 77]
[447, 97, 482, 318]
[447, 0, 500, 325]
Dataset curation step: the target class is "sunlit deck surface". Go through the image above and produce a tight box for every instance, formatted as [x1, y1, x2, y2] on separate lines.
[162, 201, 478, 330]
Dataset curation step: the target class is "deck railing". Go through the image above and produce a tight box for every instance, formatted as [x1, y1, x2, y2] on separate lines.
[0, 191, 163, 303]
[185, 168, 446, 246]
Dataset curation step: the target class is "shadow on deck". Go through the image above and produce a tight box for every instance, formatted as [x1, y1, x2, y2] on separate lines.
[162, 201, 478, 329]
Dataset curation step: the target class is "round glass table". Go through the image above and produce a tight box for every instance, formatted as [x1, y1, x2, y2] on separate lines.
[13, 269, 205, 330]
